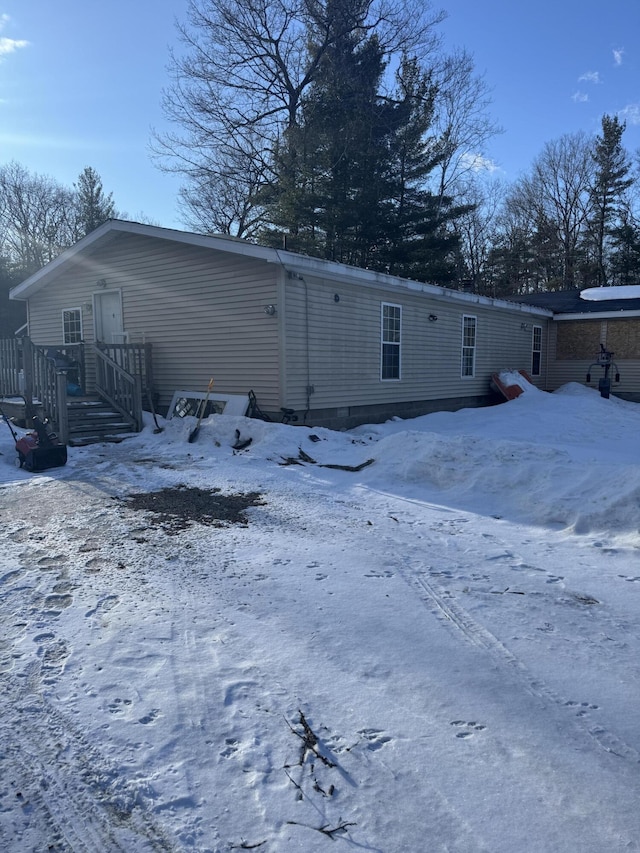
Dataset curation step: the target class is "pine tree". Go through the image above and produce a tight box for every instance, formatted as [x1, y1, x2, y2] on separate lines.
[261, 12, 467, 283]
[306, 30, 390, 265]
[261, 5, 392, 265]
[608, 207, 640, 286]
[74, 166, 116, 236]
[588, 115, 633, 287]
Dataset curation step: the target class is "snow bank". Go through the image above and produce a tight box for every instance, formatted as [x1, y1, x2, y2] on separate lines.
[3, 382, 640, 538]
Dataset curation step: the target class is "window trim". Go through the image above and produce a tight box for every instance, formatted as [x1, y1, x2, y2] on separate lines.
[62, 307, 83, 345]
[531, 324, 542, 376]
[461, 314, 477, 378]
[380, 302, 402, 381]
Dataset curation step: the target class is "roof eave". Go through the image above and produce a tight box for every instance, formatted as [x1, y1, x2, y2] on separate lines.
[9, 219, 282, 301]
[554, 309, 640, 320]
[10, 219, 116, 300]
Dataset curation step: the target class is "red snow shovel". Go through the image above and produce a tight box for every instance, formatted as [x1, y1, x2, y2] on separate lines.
[188, 378, 214, 443]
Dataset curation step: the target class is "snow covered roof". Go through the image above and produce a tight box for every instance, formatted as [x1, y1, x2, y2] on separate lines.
[580, 285, 640, 301]
[513, 288, 640, 318]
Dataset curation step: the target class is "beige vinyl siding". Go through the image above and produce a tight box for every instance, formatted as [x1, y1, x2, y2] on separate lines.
[27, 232, 281, 412]
[22, 223, 552, 420]
[283, 273, 549, 409]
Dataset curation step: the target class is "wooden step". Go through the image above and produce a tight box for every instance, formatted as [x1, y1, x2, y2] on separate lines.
[65, 396, 137, 445]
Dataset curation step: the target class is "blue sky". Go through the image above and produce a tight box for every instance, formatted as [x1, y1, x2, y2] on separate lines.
[0, 0, 638, 231]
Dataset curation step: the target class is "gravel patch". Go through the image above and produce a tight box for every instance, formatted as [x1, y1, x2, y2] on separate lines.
[118, 485, 264, 535]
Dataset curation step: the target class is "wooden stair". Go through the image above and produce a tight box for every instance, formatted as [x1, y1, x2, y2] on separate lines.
[66, 396, 137, 446]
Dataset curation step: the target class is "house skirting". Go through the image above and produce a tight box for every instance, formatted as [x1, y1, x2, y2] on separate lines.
[286, 394, 502, 431]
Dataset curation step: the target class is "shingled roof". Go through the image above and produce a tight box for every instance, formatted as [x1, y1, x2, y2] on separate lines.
[512, 290, 640, 315]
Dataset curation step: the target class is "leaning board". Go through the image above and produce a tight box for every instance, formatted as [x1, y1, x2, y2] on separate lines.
[167, 391, 250, 419]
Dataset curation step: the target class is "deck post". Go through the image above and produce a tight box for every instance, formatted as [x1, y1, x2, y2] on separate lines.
[55, 372, 69, 444]
[21, 337, 37, 424]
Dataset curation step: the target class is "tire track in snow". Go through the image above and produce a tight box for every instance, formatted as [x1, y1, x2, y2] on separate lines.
[0, 484, 180, 853]
[1, 677, 179, 852]
[397, 553, 640, 766]
[353, 489, 640, 769]
[153, 483, 498, 853]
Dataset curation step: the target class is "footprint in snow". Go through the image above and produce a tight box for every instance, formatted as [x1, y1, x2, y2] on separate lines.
[358, 728, 392, 750]
[43, 593, 73, 615]
[138, 708, 161, 725]
[451, 720, 486, 738]
[85, 594, 120, 618]
[220, 738, 240, 758]
[563, 701, 599, 717]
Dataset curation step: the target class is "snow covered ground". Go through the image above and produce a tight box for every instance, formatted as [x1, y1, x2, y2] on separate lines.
[1, 381, 640, 852]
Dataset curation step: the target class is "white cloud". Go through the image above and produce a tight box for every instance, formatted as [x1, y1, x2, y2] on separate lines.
[0, 36, 28, 57]
[460, 152, 499, 174]
[572, 91, 589, 103]
[578, 71, 601, 84]
[0, 14, 28, 58]
[619, 104, 640, 125]
[613, 48, 624, 66]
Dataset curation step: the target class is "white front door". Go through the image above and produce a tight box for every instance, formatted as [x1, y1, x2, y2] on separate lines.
[94, 290, 125, 343]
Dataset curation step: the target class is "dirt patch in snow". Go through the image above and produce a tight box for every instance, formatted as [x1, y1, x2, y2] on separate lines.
[118, 485, 264, 535]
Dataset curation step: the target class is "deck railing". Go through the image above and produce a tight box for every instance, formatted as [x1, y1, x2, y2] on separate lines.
[0, 337, 150, 440]
[0, 337, 24, 397]
[94, 346, 143, 432]
[96, 341, 152, 389]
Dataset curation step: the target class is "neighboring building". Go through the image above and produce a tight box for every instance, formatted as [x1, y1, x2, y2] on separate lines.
[515, 287, 640, 402]
[9, 220, 551, 429]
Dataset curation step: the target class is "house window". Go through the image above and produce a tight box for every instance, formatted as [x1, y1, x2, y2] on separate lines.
[531, 325, 542, 376]
[461, 315, 477, 377]
[62, 308, 83, 344]
[381, 302, 401, 380]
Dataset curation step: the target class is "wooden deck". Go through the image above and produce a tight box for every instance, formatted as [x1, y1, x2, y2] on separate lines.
[0, 338, 151, 443]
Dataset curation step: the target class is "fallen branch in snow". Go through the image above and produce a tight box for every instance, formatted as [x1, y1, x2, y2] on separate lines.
[230, 840, 267, 850]
[286, 710, 336, 768]
[319, 458, 374, 472]
[283, 768, 304, 800]
[286, 819, 356, 838]
[574, 594, 599, 605]
[279, 449, 375, 472]
[318, 820, 356, 838]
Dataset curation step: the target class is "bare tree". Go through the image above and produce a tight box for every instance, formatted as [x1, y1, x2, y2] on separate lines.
[509, 133, 593, 290]
[0, 161, 75, 274]
[431, 49, 502, 201]
[453, 175, 505, 293]
[176, 133, 271, 237]
[152, 0, 445, 236]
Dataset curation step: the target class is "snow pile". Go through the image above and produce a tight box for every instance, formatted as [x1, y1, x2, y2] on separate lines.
[2, 384, 640, 852]
[497, 368, 542, 394]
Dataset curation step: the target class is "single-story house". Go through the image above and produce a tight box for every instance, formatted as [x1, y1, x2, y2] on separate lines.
[515, 287, 640, 402]
[6, 219, 552, 434]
